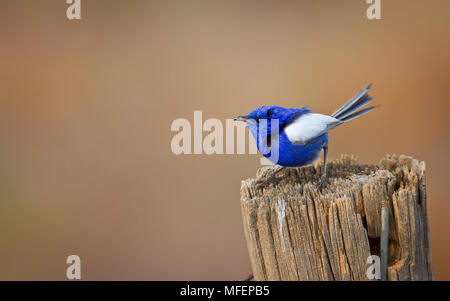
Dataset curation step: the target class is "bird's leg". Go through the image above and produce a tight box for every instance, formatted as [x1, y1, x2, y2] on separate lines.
[317, 145, 328, 192]
[256, 166, 287, 187]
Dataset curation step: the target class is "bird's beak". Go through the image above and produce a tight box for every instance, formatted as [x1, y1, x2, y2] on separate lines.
[233, 115, 249, 122]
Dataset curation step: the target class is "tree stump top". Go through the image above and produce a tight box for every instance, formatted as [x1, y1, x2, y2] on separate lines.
[240, 154, 433, 281]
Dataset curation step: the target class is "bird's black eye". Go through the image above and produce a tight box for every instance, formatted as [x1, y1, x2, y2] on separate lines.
[267, 109, 272, 120]
[256, 118, 261, 123]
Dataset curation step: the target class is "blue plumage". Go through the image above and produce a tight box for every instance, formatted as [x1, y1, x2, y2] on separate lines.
[234, 84, 377, 189]
[245, 106, 328, 167]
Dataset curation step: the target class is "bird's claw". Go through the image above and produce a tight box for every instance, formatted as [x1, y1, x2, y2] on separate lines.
[255, 176, 280, 189]
[255, 167, 286, 189]
[317, 176, 328, 192]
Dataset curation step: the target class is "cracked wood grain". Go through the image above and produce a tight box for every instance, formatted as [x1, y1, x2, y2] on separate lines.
[240, 154, 433, 281]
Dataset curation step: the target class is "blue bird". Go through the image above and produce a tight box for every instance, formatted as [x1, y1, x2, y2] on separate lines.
[234, 84, 377, 190]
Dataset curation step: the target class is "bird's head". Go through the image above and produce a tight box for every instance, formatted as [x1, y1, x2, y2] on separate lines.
[233, 106, 279, 124]
[234, 105, 311, 127]
[233, 106, 285, 148]
[233, 105, 311, 145]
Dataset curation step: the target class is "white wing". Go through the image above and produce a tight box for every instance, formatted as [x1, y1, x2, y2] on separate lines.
[284, 113, 342, 145]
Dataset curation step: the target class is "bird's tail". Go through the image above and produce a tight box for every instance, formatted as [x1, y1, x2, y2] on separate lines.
[331, 84, 377, 123]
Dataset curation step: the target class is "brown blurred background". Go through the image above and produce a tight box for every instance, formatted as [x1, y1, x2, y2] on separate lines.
[0, 0, 449, 280]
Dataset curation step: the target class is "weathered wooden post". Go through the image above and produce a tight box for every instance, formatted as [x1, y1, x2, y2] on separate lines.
[240, 154, 433, 281]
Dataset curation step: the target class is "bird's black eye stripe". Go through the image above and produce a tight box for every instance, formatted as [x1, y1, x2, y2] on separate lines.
[267, 109, 272, 120]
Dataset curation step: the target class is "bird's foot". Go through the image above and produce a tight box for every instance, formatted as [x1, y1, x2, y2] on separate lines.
[255, 167, 286, 189]
[243, 273, 253, 281]
[317, 175, 328, 192]
[255, 175, 282, 189]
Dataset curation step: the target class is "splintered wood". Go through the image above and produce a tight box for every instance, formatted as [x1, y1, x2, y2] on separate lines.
[240, 154, 433, 281]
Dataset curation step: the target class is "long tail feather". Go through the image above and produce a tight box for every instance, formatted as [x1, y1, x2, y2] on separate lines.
[340, 105, 378, 123]
[331, 84, 374, 120]
[337, 95, 373, 120]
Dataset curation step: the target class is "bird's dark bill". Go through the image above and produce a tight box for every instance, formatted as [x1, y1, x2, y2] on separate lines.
[233, 115, 249, 121]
